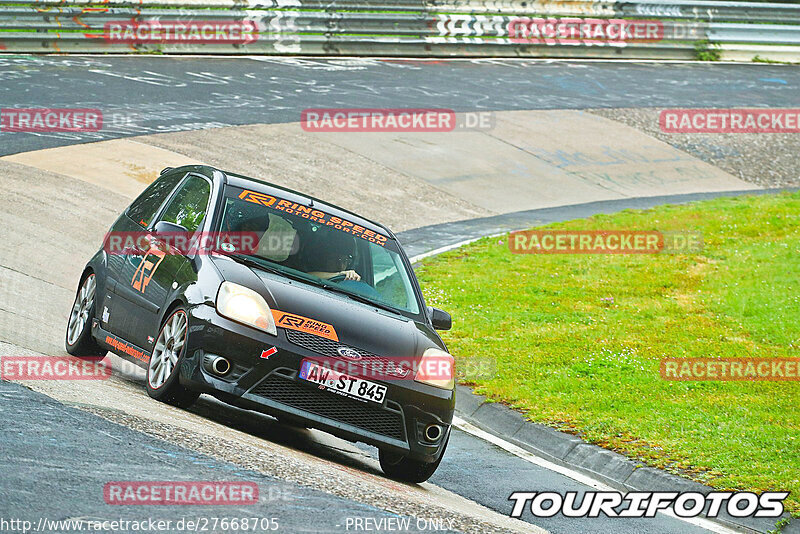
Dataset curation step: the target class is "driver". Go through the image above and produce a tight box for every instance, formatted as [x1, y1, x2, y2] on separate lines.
[307, 232, 361, 281]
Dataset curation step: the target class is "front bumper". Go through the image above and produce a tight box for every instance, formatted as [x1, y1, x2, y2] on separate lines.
[180, 304, 454, 463]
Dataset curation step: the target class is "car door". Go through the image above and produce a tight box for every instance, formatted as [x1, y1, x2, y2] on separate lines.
[117, 174, 213, 349]
[104, 170, 185, 343]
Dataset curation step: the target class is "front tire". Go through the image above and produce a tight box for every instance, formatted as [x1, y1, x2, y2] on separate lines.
[146, 308, 199, 408]
[65, 273, 106, 358]
[379, 436, 449, 483]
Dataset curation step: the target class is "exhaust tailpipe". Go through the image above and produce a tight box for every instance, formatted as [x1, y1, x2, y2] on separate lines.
[424, 424, 443, 442]
[203, 355, 231, 376]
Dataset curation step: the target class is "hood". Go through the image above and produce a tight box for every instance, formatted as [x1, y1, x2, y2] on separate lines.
[210, 255, 440, 359]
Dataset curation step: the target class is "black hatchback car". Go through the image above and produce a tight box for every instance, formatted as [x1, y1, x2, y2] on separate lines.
[65, 165, 455, 482]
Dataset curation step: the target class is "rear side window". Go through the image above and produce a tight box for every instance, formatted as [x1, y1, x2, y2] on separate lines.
[126, 172, 184, 228]
[159, 175, 212, 233]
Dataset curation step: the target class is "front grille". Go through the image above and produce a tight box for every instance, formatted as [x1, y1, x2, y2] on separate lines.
[284, 329, 411, 378]
[250, 372, 406, 441]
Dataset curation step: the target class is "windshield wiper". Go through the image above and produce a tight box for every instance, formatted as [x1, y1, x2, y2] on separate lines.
[318, 282, 399, 314]
[228, 255, 320, 286]
[227, 254, 282, 275]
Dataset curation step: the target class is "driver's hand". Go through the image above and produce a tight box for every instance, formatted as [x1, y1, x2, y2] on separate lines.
[339, 270, 361, 281]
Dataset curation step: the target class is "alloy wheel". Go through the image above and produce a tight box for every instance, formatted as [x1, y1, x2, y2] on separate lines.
[148, 310, 187, 390]
[67, 274, 96, 346]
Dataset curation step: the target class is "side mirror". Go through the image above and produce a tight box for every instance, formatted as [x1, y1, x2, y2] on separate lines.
[428, 307, 452, 331]
[152, 220, 187, 235]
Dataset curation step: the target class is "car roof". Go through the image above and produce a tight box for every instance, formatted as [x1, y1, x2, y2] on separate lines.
[221, 170, 393, 239]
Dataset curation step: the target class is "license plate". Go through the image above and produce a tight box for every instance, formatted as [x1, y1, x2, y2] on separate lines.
[299, 360, 387, 404]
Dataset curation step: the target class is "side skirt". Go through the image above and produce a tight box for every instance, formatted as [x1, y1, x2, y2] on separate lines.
[92, 319, 151, 370]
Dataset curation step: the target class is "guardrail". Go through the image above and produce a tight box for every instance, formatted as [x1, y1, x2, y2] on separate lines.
[0, 0, 798, 59]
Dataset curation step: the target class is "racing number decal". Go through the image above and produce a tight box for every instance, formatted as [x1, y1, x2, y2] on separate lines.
[131, 248, 166, 293]
[271, 311, 338, 342]
[239, 190, 277, 207]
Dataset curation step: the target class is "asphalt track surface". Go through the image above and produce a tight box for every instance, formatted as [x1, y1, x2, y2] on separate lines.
[1, 55, 800, 155]
[1, 374, 709, 534]
[2, 380, 433, 534]
[1, 57, 794, 534]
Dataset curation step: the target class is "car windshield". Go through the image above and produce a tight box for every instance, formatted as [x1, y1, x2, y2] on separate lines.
[216, 185, 421, 317]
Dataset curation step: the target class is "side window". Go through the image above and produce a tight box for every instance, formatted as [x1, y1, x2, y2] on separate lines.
[370, 244, 411, 310]
[159, 176, 211, 233]
[126, 172, 184, 228]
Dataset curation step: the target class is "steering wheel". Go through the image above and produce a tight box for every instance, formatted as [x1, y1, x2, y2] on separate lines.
[328, 274, 347, 283]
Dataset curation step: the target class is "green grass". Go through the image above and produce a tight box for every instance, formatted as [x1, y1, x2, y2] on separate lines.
[417, 192, 800, 513]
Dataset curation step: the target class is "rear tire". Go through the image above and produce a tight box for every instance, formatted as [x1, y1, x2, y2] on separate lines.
[379, 435, 449, 483]
[146, 308, 199, 409]
[65, 273, 106, 358]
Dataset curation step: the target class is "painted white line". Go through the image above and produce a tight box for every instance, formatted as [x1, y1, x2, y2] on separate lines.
[453, 415, 615, 491]
[409, 233, 505, 264]
[453, 416, 613, 490]
[452, 416, 744, 534]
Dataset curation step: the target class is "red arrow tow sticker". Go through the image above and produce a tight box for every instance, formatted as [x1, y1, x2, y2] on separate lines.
[260, 347, 278, 359]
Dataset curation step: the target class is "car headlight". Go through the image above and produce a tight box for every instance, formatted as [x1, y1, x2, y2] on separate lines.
[216, 281, 277, 336]
[414, 347, 455, 390]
